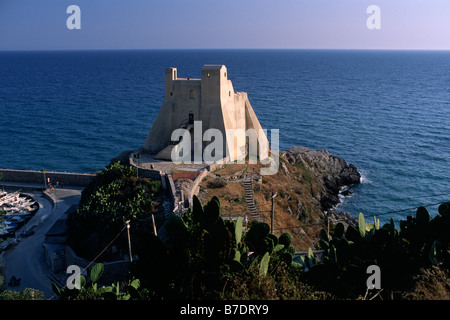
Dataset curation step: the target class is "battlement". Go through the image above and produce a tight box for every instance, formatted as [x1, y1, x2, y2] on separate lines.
[165, 64, 228, 90]
[165, 65, 227, 81]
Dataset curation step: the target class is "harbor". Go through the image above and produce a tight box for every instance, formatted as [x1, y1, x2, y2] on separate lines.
[0, 189, 39, 239]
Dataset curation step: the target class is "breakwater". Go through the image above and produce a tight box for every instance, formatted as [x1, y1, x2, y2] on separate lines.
[0, 168, 96, 187]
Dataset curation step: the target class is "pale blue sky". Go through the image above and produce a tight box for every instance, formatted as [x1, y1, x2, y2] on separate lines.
[1, 0, 450, 50]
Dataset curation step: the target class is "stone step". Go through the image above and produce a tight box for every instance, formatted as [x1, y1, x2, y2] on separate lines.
[243, 178, 261, 221]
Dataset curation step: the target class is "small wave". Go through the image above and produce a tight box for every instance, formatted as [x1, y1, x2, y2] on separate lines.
[339, 189, 355, 199]
[358, 169, 371, 184]
[331, 186, 356, 212]
[337, 195, 347, 207]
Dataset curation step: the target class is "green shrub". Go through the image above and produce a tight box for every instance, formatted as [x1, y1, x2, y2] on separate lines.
[67, 162, 161, 260]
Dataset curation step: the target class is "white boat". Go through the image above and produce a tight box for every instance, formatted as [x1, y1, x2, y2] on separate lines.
[0, 191, 36, 215]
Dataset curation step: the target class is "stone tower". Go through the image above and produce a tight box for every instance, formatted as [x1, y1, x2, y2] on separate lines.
[142, 65, 268, 163]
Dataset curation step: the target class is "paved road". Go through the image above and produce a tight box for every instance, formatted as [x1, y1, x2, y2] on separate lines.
[2, 185, 82, 298]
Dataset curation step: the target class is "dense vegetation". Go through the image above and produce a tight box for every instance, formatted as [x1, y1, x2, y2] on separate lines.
[55, 195, 331, 300]
[67, 162, 161, 260]
[3, 162, 450, 300]
[0, 288, 44, 300]
[52, 262, 143, 300]
[59, 180, 450, 300]
[130, 195, 331, 299]
[306, 202, 450, 299]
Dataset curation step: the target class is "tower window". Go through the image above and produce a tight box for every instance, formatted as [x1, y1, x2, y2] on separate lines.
[189, 89, 195, 99]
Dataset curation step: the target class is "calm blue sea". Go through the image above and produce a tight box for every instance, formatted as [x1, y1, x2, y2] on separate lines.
[0, 49, 449, 223]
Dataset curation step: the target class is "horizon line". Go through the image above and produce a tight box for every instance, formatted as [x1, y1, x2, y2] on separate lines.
[2, 47, 450, 53]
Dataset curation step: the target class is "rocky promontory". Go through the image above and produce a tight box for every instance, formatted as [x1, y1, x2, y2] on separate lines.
[196, 146, 361, 249]
[280, 146, 361, 211]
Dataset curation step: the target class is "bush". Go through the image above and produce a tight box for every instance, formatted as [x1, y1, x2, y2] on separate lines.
[67, 162, 161, 260]
[207, 177, 227, 189]
[221, 260, 333, 300]
[0, 288, 44, 300]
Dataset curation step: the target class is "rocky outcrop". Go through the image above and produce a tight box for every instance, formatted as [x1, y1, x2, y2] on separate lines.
[327, 210, 358, 229]
[280, 146, 361, 211]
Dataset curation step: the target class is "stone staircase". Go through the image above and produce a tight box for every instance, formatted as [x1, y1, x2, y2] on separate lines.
[243, 177, 261, 222]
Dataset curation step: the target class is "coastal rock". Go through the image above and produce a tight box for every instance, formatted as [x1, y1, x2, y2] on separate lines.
[340, 164, 361, 186]
[280, 146, 361, 211]
[327, 210, 358, 229]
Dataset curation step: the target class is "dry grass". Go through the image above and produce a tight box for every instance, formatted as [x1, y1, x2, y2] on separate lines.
[197, 158, 327, 250]
[403, 266, 450, 300]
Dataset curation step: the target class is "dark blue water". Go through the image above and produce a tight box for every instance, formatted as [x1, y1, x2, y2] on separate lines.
[0, 49, 449, 223]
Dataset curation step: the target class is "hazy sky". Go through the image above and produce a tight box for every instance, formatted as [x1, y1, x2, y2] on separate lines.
[1, 0, 450, 50]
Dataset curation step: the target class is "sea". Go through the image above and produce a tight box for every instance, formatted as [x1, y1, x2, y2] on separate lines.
[0, 49, 449, 224]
